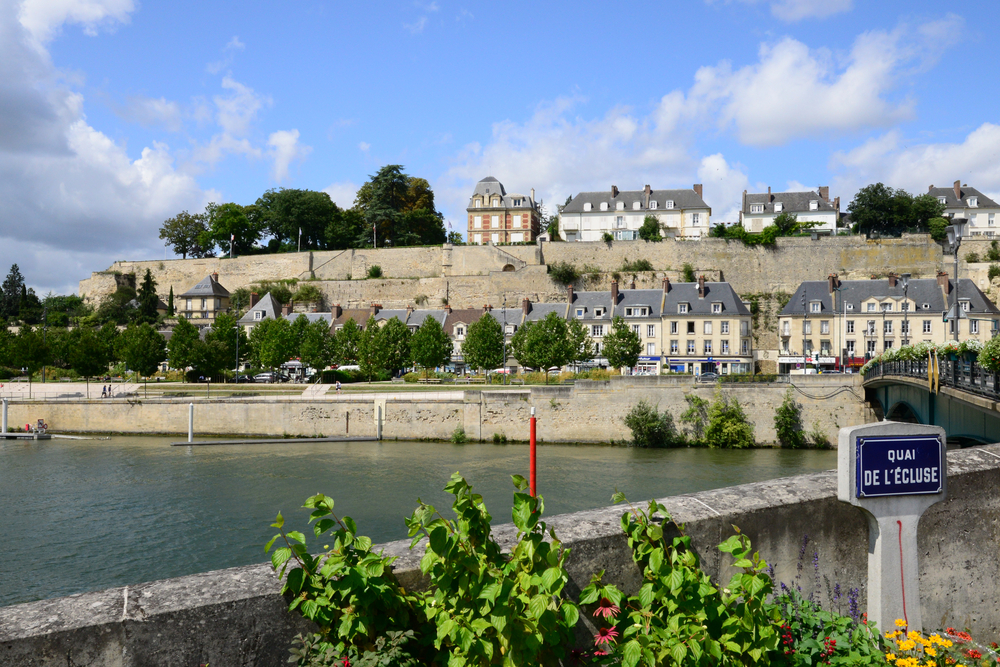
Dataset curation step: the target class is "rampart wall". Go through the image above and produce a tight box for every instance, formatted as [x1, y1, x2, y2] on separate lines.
[3, 443, 998, 666]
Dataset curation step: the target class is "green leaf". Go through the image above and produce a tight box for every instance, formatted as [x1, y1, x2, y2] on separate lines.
[271, 546, 291, 570]
[612, 490, 627, 504]
[561, 603, 579, 627]
[667, 567, 684, 592]
[264, 534, 279, 553]
[648, 548, 663, 574]
[622, 639, 642, 667]
[343, 516, 357, 535]
[670, 642, 688, 664]
[271, 511, 284, 529]
[511, 474, 528, 491]
[540, 567, 562, 593]
[286, 531, 306, 545]
[429, 525, 449, 555]
[286, 567, 305, 594]
[528, 594, 549, 619]
[637, 582, 655, 608]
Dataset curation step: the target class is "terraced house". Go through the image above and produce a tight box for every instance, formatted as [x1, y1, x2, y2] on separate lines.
[927, 181, 1000, 238]
[740, 186, 840, 235]
[559, 184, 711, 241]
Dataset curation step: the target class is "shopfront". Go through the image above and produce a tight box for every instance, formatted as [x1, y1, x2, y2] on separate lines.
[664, 358, 752, 375]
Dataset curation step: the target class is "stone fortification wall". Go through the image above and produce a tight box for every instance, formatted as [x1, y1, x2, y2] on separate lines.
[5, 375, 869, 445]
[3, 443, 998, 666]
[79, 235, 945, 308]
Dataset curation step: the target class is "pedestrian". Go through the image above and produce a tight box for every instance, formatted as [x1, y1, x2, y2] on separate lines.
[335, 380, 342, 393]
[101, 385, 107, 398]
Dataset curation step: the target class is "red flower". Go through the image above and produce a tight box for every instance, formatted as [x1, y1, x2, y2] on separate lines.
[594, 625, 619, 654]
[966, 649, 982, 659]
[593, 597, 620, 620]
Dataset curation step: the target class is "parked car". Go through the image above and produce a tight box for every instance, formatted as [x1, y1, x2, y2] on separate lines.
[234, 374, 254, 383]
[697, 372, 720, 383]
[254, 372, 278, 383]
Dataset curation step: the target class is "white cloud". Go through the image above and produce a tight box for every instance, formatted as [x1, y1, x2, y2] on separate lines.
[19, 0, 134, 43]
[323, 181, 359, 209]
[416, 1, 440, 11]
[207, 35, 245, 74]
[404, 16, 427, 33]
[267, 129, 311, 182]
[119, 96, 183, 131]
[697, 154, 749, 222]
[358, 141, 370, 153]
[706, 0, 851, 22]
[188, 76, 271, 167]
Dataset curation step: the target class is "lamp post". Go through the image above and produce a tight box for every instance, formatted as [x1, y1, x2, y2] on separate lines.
[901, 273, 911, 346]
[801, 291, 808, 373]
[833, 284, 846, 371]
[945, 219, 968, 342]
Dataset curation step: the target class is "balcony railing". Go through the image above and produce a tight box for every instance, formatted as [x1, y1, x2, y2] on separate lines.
[864, 358, 1000, 401]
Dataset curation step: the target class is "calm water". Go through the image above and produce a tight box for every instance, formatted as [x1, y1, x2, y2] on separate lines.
[0, 436, 836, 607]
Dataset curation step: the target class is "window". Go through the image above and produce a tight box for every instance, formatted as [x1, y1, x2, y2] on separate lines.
[186, 299, 192, 310]
[938, 196, 947, 205]
[591, 324, 604, 337]
[884, 320, 893, 334]
[704, 321, 712, 335]
[846, 303, 854, 311]
[631, 324, 640, 335]
[491, 215, 500, 228]
[846, 320, 855, 334]
[595, 308, 605, 317]
[616, 216, 625, 228]
[678, 303, 688, 314]
[576, 308, 584, 317]
[923, 320, 932, 334]
[647, 324, 655, 337]
[721, 321, 730, 334]
[491, 233, 499, 244]
[846, 340, 855, 355]
[884, 341, 893, 352]
[704, 341, 712, 354]
[740, 321, 749, 336]
[866, 320, 876, 335]
[750, 203, 764, 214]
[881, 303, 893, 312]
[721, 340, 730, 354]
[687, 322, 695, 334]
[670, 340, 679, 354]
[632, 201, 640, 210]
[810, 302, 821, 313]
[691, 213, 700, 226]
[584, 202, 592, 212]
[971, 319, 980, 334]
[647, 342, 656, 355]
[456, 326, 465, 337]
[665, 200, 674, 209]
[600, 202, 608, 211]
[782, 321, 790, 336]
[774, 202, 783, 212]
[593, 342, 601, 355]
[960, 300, 970, 312]
[492, 198, 500, 207]
[901, 302, 910, 311]
[809, 200, 819, 211]
[804, 340, 813, 353]
[616, 201, 624, 210]
[741, 339, 749, 354]
[821, 341, 831, 355]
[650, 200, 657, 210]
[712, 303, 722, 313]
[922, 303, 930, 310]
[473, 233, 482, 244]
[254, 310, 263, 321]
[670, 321, 678, 334]
[687, 340, 696, 354]
[474, 199, 481, 208]
[803, 321, 812, 335]
[867, 303, 876, 312]
[474, 215, 482, 228]
[512, 214, 521, 227]
[821, 321, 830, 335]
[990, 213, 996, 226]
[968, 197, 978, 207]
[867, 340, 877, 354]
[901, 321, 910, 335]
[200, 298, 206, 309]
[625, 307, 632, 316]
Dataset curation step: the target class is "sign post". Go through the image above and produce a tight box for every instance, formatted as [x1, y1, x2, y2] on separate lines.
[838, 422, 947, 632]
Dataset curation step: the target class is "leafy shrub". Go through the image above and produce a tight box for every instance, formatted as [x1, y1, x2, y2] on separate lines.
[548, 261, 580, 285]
[809, 421, 831, 449]
[491, 432, 507, 444]
[966, 251, 981, 263]
[602, 232, 614, 243]
[291, 284, 323, 304]
[450, 427, 467, 443]
[367, 265, 383, 279]
[772, 586, 883, 666]
[977, 335, 1000, 372]
[774, 389, 806, 448]
[988, 239, 1000, 261]
[621, 258, 654, 272]
[682, 262, 696, 282]
[623, 400, 684, 447]
[704, 392, 755, 448]
[680, 394, 709, 443]
[990, 264, 1000, 281]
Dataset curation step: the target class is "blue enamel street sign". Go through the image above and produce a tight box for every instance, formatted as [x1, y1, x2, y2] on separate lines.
[855, 434, 944, 498]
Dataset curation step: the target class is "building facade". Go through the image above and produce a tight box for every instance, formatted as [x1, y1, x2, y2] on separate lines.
[559, 185, 711, 241]
[927, 181, 1000, 238]
[466, 176, 542, 245]
[740, 186, 839, 234]
[177, 273, 230, 322]
[778, 274, 1000, 374]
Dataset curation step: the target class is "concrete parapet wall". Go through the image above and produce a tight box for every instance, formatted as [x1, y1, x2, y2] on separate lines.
[3, 443, 997, 666]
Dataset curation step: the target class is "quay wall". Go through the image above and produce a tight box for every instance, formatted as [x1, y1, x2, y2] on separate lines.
[5, 376, 870, 445]
[2, 443, 998, 666]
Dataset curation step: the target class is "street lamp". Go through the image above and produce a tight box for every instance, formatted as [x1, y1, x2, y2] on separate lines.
[945, 219, 969, 342]
[801, 290, 808, 372]
[900, 273, 911, 346]
[832, 284, 846, 370]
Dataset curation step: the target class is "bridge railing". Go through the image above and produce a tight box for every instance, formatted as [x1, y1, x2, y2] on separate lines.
[866, 358, 1000, 400]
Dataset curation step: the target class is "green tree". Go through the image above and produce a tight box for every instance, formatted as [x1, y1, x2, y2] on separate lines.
[190, 339, 229, 382]
[120, 323, 167, 392]
[136, 269, 159, 325]
[18, 285, 43, 324]
[637, 215, 662, 242]
[409, 315, 452, 377]
[200, 202, 264, 255]
[446, 231, 465, 245]
[774, 388, 805, 448]
[772, 211, 800, 235]
[290, 314, 311, 355]
[461, 314, 504, 374]
[167, 286, 175, 316]
[95, 284, 138, 325]
[66, 326, 110, 396]
[41, 293, 91, 327]
[377, 317, 412, 377]
[326, 208, 366, 250]
[357, 317, 387, 382]
[159, 211, 209, 258]
[848, 183, 914, 237]
[704, 392, 755, 449]
[249, 316, 296, 372]
[511, 312, 572, 382]
[623, 400, 682, 447]
[680, 394, 710, 443]
[602, 316, 641, 370]
[167, 317, 200, 371]
[11, 325, 49, 395]
[333, 319, 362, 365]
[911, 193, 946, 230]
[354, 165, 446, 247]
[256, 188, 338, 251]
[99, 322, 122, 365]
[566, 317, 594, 368]
[205, 312, 248, 375]
[1, 264, 25, 320]
[299, 319, 334, 375]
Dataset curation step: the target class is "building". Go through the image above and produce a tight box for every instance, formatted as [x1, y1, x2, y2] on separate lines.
[466, 176, 542, 245]
[560, 185, 710, 241]
[778, 274, 1000, 374]
[740, 186, 839, 234]
[237, 292, 283, 331]
[927, 181, 1000, 238]
[177, 273, 230, 322]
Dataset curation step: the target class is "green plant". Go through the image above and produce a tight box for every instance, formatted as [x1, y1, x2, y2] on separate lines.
[621, 258, 654, 272]
[637, 215, 662, 242]
[771, 587, 883, 666]
[989, 264, 1000, 281]
[988, 239, 1000, 262]
[548, 261, 579, 285]
[774, 389, 806, 448]
[491, 431, 507, 444]
[966, 252, 981, 263]
[292, 283, 323, 304]
[680, 394, 709, 443]
[602, 232, 614, 244]
[809, 421, 831, 449]
[704, 391, 755, 448]
[580, 495, 779, 666]
[450, 426, 468, 443]
[367, 265, 383, 279]
[978, 335, 1000, 372]
[682, 263, 696, 282]
[623, 400, 683, 448]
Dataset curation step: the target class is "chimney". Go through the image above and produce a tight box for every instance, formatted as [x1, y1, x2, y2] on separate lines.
[954, 180, 962, 200]
[818, 186, 829, 202]
[211, 271, 219, 282]
[530, 188, 535, 201]
[370, 303, 381, 317]
[698, 275, 706, 298]
[827, 274, 839, 293]
[937, 271, 951, 292]
[611, 281, 619, 304]
[249, 292, 259, 308]
[333, 304, 342, 318]
[644, 184, 651, 207]
[693, 183, 703, 199]
[522, 297, 531, 315]
[446, 305, 452, 313]
[406, 304, 413, 317]
[484, 304, 492, 312]
[611, 185, 619, 198]
[929, 184, 935, 193]
[767, 186, 771, 202]
[281, 304, 292, 316]
[629, 280, 636, 290]
[833, 196, 840, 212]
[567, 285, 574, 304]
[888, 273, 898, 288]
[662, 276, 671, 293]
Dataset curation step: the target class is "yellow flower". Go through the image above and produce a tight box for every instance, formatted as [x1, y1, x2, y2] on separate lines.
[899, 639, 917, 651]
[896, 619, 908, 627]
[886, 654, 896, 662]
[926, 647, 937, 657]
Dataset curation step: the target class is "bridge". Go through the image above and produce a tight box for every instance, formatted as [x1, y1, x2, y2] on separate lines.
[862, 358, 1000, 444]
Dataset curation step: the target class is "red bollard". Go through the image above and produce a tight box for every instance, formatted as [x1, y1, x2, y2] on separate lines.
[529, 406, 537, 497]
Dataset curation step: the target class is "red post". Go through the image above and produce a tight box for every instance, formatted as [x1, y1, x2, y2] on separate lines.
[529, 406, 537, 497]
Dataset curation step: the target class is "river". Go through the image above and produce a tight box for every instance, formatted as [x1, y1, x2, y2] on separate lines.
[0, 436, 836, 608]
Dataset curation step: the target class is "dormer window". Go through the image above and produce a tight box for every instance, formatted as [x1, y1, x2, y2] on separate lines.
[254, 311, 263, 320]
[678, 303, 689, 314]
[584, 202, 592, 212]
[616, 201, 624, 210]
[938, 196, 948, 205]
[774, 202, 783, 213]
[881, 303, 893, 312]
[632, 201, 640, 210]
[492, 198, 500, 207]
[594, 307, 605, 317]
[712, 302, 722, 314]
[576, 308, 584, 318]
[750, 203, 764, 214]
[649, 200, 657, 210]
[809, 200, 819, 211]
[922, 303, 930, 310]
[666, 200, 674, 210]
[474, 199, 481, 208]
[867, 303, 876, 312]
[960, 300, 971, 312]
[810, 301, 821, 313]
[456, 326, 465, 337]
[600, 202, 609, 211]
[968, 197, 978, 208]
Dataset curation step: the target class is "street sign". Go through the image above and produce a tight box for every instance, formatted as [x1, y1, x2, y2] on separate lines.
[855, 434, 943, 498]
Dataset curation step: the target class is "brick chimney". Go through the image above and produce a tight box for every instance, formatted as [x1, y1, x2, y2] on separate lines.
[333, 304, 342, 318]
[833, 196, 840, 212]
[484, 304, 492, 312]
[767, 186, 771, 202]
[662, 276, 671, 293]
[522, 298, 531, 315]
[928, 184, 935, 193]
[567, 285, 574, 304]
[693, 183, 703, 198]
[281, 304, 292, 316]
[644, 184, 651, 207]
[446, 305, 452, 313]
[818, 186, 829, 202]
[888, 273, 898, 288]
[954, 180, 962, 200]
[249, 292, 259, 308]
[211, 271, 219, 282]
[629, 280, 636, 290]
[611, 281, 619, 304]
[369, 303, 381, 318]
[937, 271, 951, 292]
[405, 304, 413, 317]
[827, 274, 839, 293]
[698, 275, 706, 298]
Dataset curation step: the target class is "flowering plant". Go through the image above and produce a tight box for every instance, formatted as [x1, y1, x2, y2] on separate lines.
[978, 335, 1000, 372]
[884, 620, 1000, 667]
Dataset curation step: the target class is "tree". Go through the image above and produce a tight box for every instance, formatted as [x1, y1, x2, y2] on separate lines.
[299, 319, 334, 375]
[354, 165, 446, 247]
[774, 388, 805, 448]
[66, 326, 109, 398]
[11, 325, 49, 397]
[95, 284, 138, 325]
[167, 317, 200, 372]
[602, 316, 641, 370]
[928, 217, 950, 242]
[377, 317, 412, 377]
[136, 269, 159, 325]
[397, 208, 446, 246]
[99, 322, 122, 366]
[638, 215, 662, 242]
[249, 317, 295, 372]
[510, 312, 573, 382]
[205, 312, 248, 375]
[333, 319, 362, 365]
[566, 317, 594, 368]
[168, 286, 175, 316]
[356, 317, 387, 382]
[447, 231, 465, 245]
[911, 193, 946, 230]
[159, 211, 210, 259]
[290, 314, 311, 354]
[848, 183, 914, 237]
[18, 285, 43, 324]
[1, 264, 25, 320]
[200, 202, 264, 255]
[410, 316, 452, 377]
[120, 323, 167, 393]
[772, 212, 800, 235]
[326, 208, 366, 250]
[257, 188, 338, 251]
[461, 314, 504, 374]
[704, 392, 755, 449]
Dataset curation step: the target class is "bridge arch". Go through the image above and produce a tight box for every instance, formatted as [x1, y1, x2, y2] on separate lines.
[885, 401, 921, 424]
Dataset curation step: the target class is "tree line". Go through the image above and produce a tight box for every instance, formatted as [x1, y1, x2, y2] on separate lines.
[159, 165, 462, 259]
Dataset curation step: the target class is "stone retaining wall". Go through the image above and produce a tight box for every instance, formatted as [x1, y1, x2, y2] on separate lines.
[2, 443, 997, 666]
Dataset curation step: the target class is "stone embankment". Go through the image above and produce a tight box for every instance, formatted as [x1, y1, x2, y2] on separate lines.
[4, 375, 870, 445]
[3, 443, 998, 666]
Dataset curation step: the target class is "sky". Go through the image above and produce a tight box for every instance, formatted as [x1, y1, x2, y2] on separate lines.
[3, 0, 1000, 296]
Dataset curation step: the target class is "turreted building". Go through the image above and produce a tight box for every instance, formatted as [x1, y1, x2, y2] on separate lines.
[466, 176, 542, 245]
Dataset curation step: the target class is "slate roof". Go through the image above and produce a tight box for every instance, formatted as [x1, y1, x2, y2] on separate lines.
[406, 309, 448, 328]
[563, 188, 709, 214]
[780, 279, 1000, 316]
[567, 291, 615, 319]
[522, 302, 567, 323]
[237, 292, 282, 325]
[180, 275, 230, 298]
[283, 312, 333, 326]
[332, 308, 378, 329]
[927, 185, 1000, 209]
[743, 191, 837, 215]
[468, 176, 539, 211]
[483, 308, 525, 328]
[660, 283, 751, 316]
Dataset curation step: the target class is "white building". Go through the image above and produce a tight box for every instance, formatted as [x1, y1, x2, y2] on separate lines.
[740, 186, 839, 234]
[927, 181, 1000, 238]
[559, 185, 711, 241]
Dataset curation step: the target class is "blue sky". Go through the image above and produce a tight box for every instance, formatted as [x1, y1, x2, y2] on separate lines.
[2, 0, 1000, 294]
